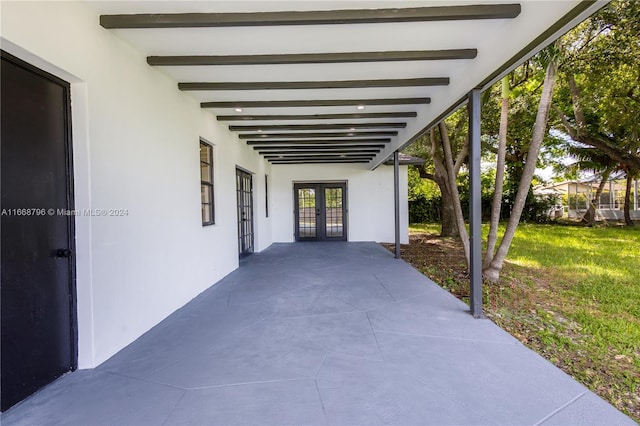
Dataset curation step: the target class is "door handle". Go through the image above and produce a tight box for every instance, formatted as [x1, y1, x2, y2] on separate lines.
[56, 249, 72, 258]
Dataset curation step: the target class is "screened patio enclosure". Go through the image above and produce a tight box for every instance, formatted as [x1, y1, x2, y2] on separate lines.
[536, 175, 640, 221]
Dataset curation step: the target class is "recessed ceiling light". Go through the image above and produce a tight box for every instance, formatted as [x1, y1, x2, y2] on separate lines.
[234, 108, 243, 112]
[356, 105, 365, 110]
[257, 129, 263, 132]
[349, 127, 356, 131]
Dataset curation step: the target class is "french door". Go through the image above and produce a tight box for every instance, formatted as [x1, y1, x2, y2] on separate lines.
[236, 168, 254, 257]
[294, 182, 347, 241]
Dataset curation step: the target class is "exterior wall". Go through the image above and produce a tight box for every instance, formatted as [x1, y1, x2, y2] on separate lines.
[271, 164, 409, 244]
[1, 1, 408, 369]
[1, 1, 271, 367]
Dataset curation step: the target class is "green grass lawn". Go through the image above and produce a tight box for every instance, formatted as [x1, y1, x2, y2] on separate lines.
[408, 223, 640, 420]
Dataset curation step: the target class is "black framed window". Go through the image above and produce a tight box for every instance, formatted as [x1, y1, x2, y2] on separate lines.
[265, 174, 269, 218]
[200, 141, 214, 225]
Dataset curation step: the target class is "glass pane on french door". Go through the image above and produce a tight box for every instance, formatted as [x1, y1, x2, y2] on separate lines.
[324, 187, 344, 238]
[297, 188, 317, 238]
[236, 168, 254, 257]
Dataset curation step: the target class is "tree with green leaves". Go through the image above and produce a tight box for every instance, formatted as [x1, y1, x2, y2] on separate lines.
[554, 0, 640, 226]
[483, 47, 560, 283]
[484, 76, 509, 269]
[405, 110, 469, 238]
[407, 0, 639, 281]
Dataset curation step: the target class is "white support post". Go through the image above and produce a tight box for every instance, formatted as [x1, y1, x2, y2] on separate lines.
[393, 151, 401, 259]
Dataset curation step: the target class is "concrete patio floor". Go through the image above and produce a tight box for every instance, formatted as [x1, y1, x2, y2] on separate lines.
[2, 242, 634, 426]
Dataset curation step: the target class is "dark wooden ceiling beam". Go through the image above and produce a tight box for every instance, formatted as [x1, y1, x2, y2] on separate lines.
[239, 131, 397, 139]
[267, 158, 374, 163]
[217, 112, 417, 121]
[257, 145, 382, 150]
[264, 154, 375, 159]
[148, 50, 477, 66]
[100, 4, 521, 28]
[246, 138, 391, 145]
[231, 123, 405, 131]
[203, 98, 429, 109]
[254, 144, 386, 150]
[179, 77, 449, 91]
[259, 149, 380, 155]
[266, 151, 375, 155]
[253, 144, 386, 151]
[271, 160, 370, 164]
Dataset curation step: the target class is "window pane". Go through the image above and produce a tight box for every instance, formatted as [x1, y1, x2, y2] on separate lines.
[200, 141, 215, 225]
[201, 184, 211, 204]
[265, 174, 269, 218]
[202, 203, 211, 224]
[199, 143, 211, 164]
[325, 187, 343, 237]
[298, 188, 316, 238]
[200, 162, 212, 183]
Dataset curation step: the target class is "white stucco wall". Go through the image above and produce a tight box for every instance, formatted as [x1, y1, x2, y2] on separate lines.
[1, 1, 272, 368]
[271, 164, 409, 244]
[1, 1, 408, 369]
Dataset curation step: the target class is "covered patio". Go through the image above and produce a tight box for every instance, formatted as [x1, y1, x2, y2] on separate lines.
[2, 243, 632, 425]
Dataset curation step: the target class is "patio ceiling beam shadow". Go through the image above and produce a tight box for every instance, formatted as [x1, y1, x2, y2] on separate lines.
[239, 131, 398, 139]
[148, 50, 477, 66]
[179, 78, 449, 91]
[230, 123, 406, 131]
[217, 112, 418, 121]
[203, 98, 429, 109]
[101, 4, 521, 28]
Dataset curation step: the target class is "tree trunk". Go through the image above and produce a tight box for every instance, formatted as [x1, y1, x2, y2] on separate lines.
[428, 128, 461, 237]
[484, 58, 558, 283]
[624, 171, 633, 226]
[439, 121, 470, 267]
[581, 168, 611, 226]
[484, 76, 510, 269]
[440, 178, 458, 237]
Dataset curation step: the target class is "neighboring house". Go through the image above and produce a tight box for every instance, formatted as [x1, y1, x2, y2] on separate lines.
[0, 0, 608, 411]
[535, 173, 640, 220]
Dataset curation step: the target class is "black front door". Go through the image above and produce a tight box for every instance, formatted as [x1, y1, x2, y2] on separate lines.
[1, 52, 76, 412]
[294, 183, 347, 241]
[236, 168, 254, 257]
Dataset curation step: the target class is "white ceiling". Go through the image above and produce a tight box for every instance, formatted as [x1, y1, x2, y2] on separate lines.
[88, 1, 608, 167]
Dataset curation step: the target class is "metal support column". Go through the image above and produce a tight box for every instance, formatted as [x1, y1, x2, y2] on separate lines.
[394, 151, 401, 259]
[468, 89, 483, 318]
